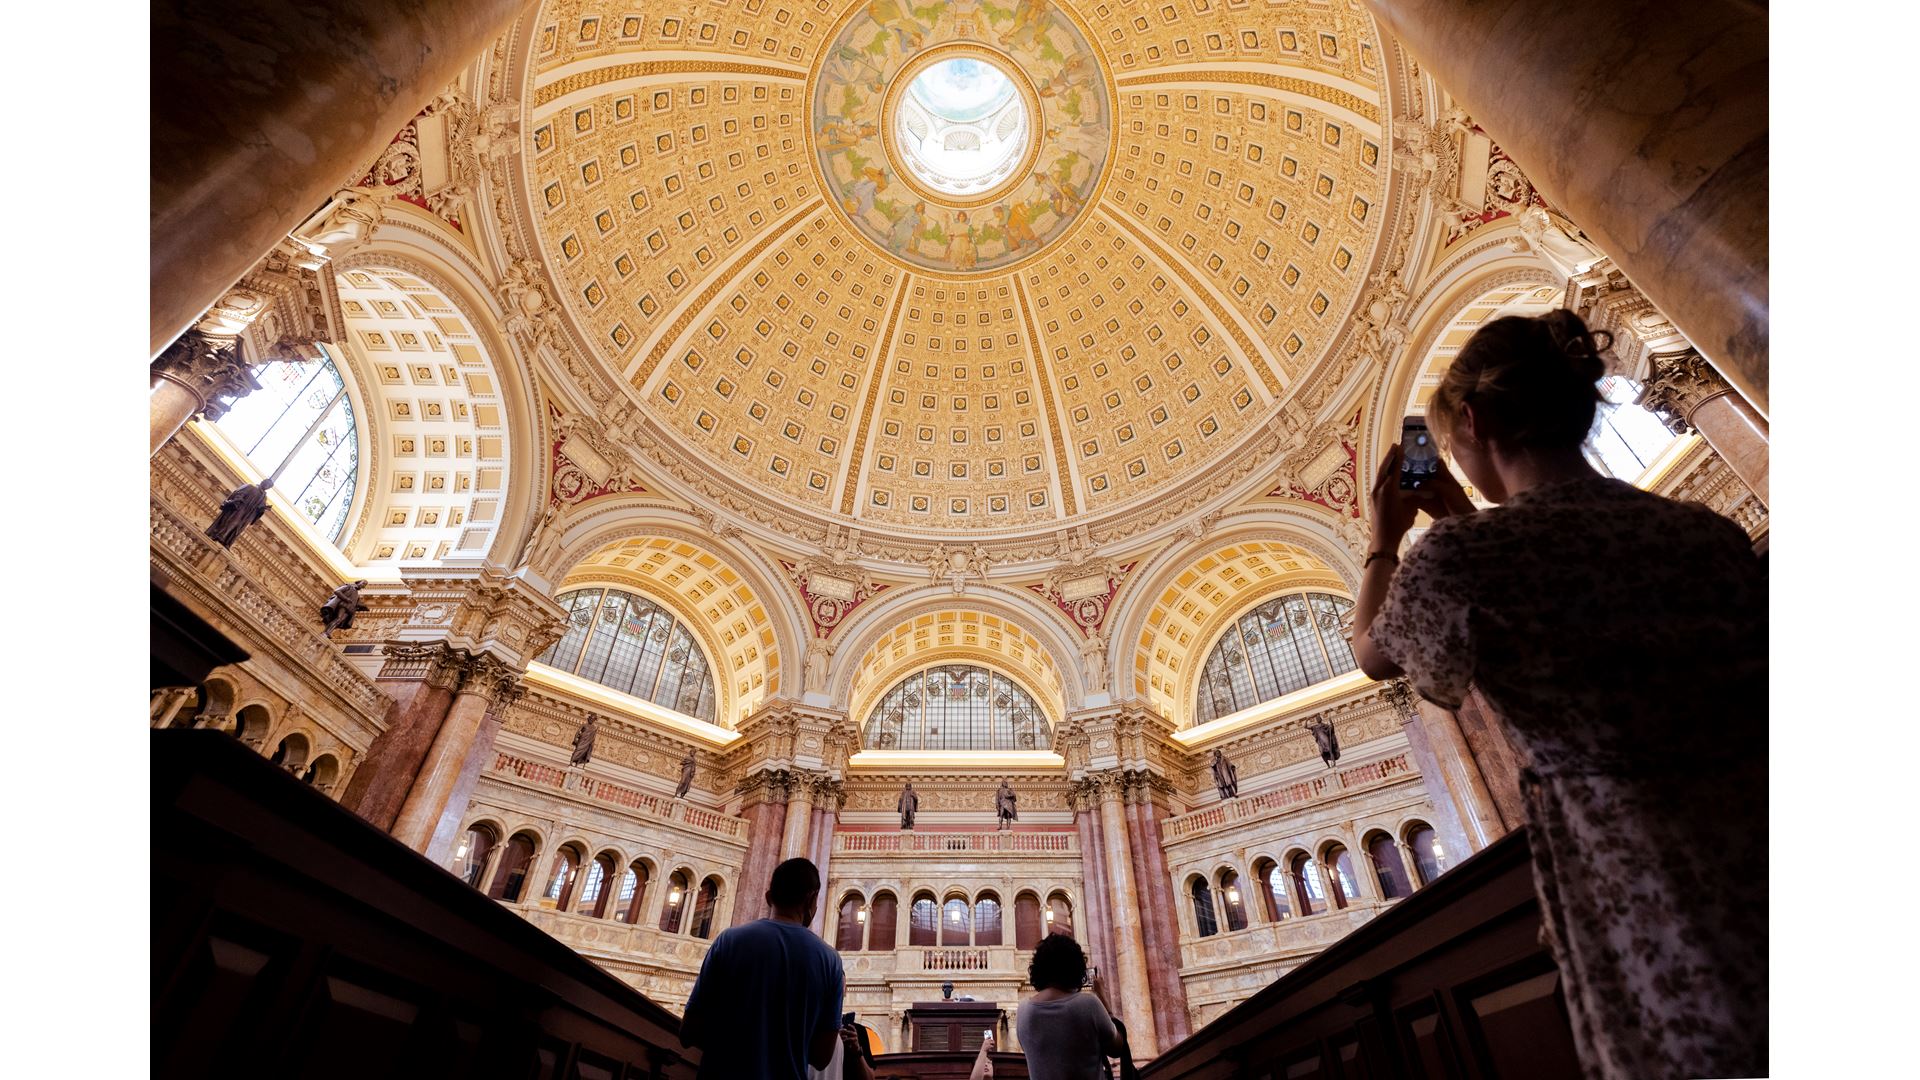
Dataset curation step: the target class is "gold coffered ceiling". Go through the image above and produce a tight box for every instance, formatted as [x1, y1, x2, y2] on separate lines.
[521, 0, 1390, 537]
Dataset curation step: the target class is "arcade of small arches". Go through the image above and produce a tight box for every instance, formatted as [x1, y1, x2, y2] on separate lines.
[1180, 820, 1447, 940]
[829, 887, 1080, 954]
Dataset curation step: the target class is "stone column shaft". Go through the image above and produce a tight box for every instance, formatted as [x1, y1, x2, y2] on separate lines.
[781, 782, 816, 861]
[1125, 794, 1191, 1049]
[1413, 698, 1510, 849]
[151, 0, 535, 356]
[151, 374, 204, 457]
[1073, 804, 1116, 995]
[731, 793, 790, 926]
[1687, 390, 1770, 506]
[1096, 785, 1158, 1058]
[1362, 0, 1768, 411]
[391, 686, 493, 852]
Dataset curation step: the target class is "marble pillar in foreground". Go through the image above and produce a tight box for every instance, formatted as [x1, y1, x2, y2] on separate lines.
[1641, 352, 1770, 506]
[1363, 0, 1768, 411]
[341, 644, 470, 831]
[391, 654, 521, 853]
[731, 774, 792, 926]
[1094, 775, 1158, 1058]
[1125, 784, 1191, 1048]
[151, 0, 534, 356]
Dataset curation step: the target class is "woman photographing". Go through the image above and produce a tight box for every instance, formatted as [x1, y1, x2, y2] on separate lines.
[1351, 310, 1766, 1079]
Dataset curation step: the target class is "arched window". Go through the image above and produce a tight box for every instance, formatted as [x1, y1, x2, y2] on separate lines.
[1254, 858, 1291, 921]
[1218, 869, 1249, 932]
[538, 588, 718, 723]
[232, 703, 269, 744]
[545, 848, 581, 909]
[1408, 824, 1447, 886]
[941, 897, 971, 946]
[579, 854, 617, 917]
[660, 870, 692, 933]
[1195, 593, 1358, 724]
[909, 894, 938, 946]
[1367, 833, 1413, 900]
[1326, 846, 1361, 909]
[974, 893, 1003, 946]
[300, 754, 340, 793]
[1587, 376, 1684, 483]
[1290, 854, 1324, 917]
[861, 664, 1052, 751]
[269, 732, 311, 774]
[453, 825, 497, 888]
[1014, 892, 1043, 950]
[1190, 876, 1219, 938]
[210, 353, 360, 543]
[690, 876, 722, 938]
[490, 833, 537, 902]
[1046, 892, 1074, 938]
[836, 893, 868, 952]
[618, 861, 650, 924]
[868, 892, 898, 952]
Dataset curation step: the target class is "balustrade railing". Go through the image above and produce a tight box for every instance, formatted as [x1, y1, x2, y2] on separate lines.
[836, 831, 1076, 855]
[489, 752, 748, 841]
[921, 948, 993, 971]
[1162, 753, 1414, 842]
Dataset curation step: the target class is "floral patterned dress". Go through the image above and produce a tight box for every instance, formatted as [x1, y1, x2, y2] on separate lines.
[1372, 475, 1766, 1079]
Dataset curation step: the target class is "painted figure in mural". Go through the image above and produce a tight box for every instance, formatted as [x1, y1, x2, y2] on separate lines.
[946, 211, 979, 270]
[995, 200, 1038, 252]
[1307, 718, 1341, 768]
[995, 779, 1019, 828]
[818, 119, 878, 153]
[889, 201, 925, 252]
[998, 0, 1051, 51]
[867, 0, 928, 53]
[1035, 54, 1090, 99]
[1033, 170, 1084, 219]
[675, 748, 697, 798]
[319, 580, 371, 638]
[898, 782, 919, 830]
[845, 166, 888, 218]
[205, 478, 274, 548]
[1210, 748, 1240, 800]
[570, 713, 599, 766]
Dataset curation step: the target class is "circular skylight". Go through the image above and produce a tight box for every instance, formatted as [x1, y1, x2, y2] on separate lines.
[893, 57, 1030, 197]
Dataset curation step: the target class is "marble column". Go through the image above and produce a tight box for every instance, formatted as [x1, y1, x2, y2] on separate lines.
[1411, 698, 1511, 850]
[730, 778, 790, 926]
[392, 655, 520, 853]
[1362, 0, 1767, 412]
[1094, 777, 1158, 1058]
[807, 790, 841, 938]
[1640, 351, 1770, 506]
[423, 700, 518, 864]
[1072, 789, 1117, 999]
[1451, 690, 1527, 829]
[781, 776, 817, 861]
[150, 330, 261, 456]
[1124, 787, 1191, 1049]
[340, 643, 468, 831]
[151, 687, 198, 728]
[151, 0, 535, 357]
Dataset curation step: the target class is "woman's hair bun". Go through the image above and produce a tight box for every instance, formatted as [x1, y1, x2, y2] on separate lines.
[1536, 309, 1610, 384]
[1426, 309, 1609, 452]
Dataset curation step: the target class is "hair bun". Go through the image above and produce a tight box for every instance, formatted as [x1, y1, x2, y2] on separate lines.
[1537, 309, 1609, 383]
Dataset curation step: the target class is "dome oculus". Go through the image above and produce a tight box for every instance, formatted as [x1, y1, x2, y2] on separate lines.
[810, 1, 1112, 274]
[894, 58, 1030, 197]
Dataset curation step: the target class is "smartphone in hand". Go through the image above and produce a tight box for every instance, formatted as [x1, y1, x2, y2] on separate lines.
[1400, 416, 1440, 490]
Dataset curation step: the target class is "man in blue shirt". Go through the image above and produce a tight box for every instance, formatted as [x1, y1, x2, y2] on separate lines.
[681, 857, 845, 1079]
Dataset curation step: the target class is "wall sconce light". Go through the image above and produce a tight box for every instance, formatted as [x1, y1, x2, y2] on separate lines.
[950, 907, 963, 922]
[857, 907, 868, 923]
[1225, 887, 1241, 904]
[1044, 909, 1055, 923]
[668, 887, 683, 905]
[455, 842, 469, 859]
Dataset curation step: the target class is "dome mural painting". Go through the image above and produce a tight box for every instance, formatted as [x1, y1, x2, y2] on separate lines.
[811, 0, 1112, 273]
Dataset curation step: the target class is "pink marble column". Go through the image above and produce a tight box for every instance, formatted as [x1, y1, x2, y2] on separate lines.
[1451, 690, 1526, 831]
[730, 786, 790, 926]
[391, 687, 493, 852]
[423, 712, 509, 864]
[1689, 390, 1770, 506]
[1096, 782, 1158, 1058]
[1361, 0, 1768, 412]
[151, 0, 535, 357]
[808, 802, 837, 937]
[1074, 800, 1117, 998]
[1397, 703, 1485, 859]
[1126, 794, 1191, 1048]
[339, 645, 464, 831]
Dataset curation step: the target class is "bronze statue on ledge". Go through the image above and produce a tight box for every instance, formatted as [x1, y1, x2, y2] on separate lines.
[1210, 747, 1240, 799]
[206, 477, 273, 548]
[995, 779, 1018, 828]
[898, 782, 918, 830]
[570, 714, 599, 766]
[319, 580, 370, 638]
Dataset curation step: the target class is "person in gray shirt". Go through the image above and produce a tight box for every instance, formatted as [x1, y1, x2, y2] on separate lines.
[1015, 935, 1124, 1080]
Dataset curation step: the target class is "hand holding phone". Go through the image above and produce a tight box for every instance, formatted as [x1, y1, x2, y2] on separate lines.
[1399, 416, 1440, 491]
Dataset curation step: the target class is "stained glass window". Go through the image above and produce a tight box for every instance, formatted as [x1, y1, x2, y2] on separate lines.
[860, 664, 1052, 751]
[1196, 592, 1357, 724]
[210, 352, 360, 543]
[536, 587, 718, 723]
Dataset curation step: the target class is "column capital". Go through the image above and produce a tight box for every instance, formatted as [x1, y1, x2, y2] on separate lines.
[349, 567, 569, 665]
[378, 641, 470, 691]
[1639, 351, 1735, 436]
[152, 329, 260, 422]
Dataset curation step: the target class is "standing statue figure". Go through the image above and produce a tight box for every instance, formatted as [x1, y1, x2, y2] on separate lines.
[1306, 718, 1341, 769]
[570, 713, 599, 766]
[205, 478, 273, 548]
[897, 782, 919, 830]
[675, 749, 697, 799]
[318, 580, 370, 638]
[1210, 747, 1240, 800]
[994, 779, 1019, 829]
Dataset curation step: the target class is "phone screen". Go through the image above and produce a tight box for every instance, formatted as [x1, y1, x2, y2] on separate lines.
[842, 1011, 857, 1028]
[1400, 417, 1440, 490]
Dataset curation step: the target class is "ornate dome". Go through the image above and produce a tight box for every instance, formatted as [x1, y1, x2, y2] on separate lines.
[517, 0, 1393, 539]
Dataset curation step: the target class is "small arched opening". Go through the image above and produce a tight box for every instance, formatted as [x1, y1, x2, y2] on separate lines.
[1218, 867, 1249, 932]
[1189, 875, 1219, 938]
[909, 891, 938, 946]
[973, 891, 1003, 946]
[660, 869, 693, 933]
[1252, 857, 1292, 921]
[489, 832, 539, 902]
[1045, 891, 1074, 938]
[836, 891, 869, 952]
[1366, 831, 1413, 900]
[868, 891, 898, 952]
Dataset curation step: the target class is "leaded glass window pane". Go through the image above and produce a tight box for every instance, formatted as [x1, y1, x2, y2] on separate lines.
[1195, 591, 1360, 721]
[534, 587, 718, 723]
[861, 663, 1051, 750]
[209, 355, 361, 544]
